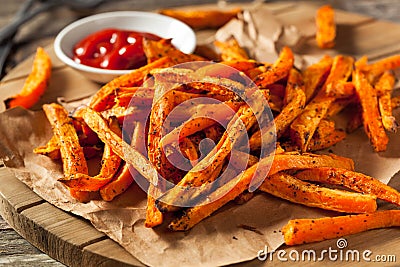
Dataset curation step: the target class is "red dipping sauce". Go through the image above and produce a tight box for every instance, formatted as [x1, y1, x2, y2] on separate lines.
[73, 28, 161, 70]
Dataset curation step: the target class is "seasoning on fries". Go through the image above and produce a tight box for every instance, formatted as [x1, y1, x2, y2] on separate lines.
[34, 23, 400, 249]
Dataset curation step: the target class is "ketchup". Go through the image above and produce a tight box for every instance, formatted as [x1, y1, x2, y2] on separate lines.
[73, 28, 161, 70]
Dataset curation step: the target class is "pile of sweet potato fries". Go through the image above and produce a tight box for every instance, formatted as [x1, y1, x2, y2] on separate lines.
[29, 7, 400, 246]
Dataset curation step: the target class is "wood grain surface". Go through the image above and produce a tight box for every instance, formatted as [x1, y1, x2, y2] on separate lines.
[1, 1, 400, 266]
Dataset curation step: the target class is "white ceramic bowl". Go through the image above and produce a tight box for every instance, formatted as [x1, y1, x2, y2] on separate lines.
[54, 11, 196, 83]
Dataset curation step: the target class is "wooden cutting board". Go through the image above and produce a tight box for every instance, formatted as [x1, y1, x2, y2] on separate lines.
[1, 2, 400, 266]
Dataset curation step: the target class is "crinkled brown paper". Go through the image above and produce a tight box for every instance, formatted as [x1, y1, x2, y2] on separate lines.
[1, 5, 400, 267]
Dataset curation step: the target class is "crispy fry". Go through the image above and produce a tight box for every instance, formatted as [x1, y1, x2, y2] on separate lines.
[5, 47, 51, 109]
[260, 172, 377, 213]
[157, 105, 258, 212]
[89, 57, 176, 111]
[43, 103, 88, 177]
[58, 117, 122, 191]
[282, 210, 400, 245]
[214, 36, 249, 61]
[159, 8, 241, 29]
[316, 5, 336, 49]
[360, 54, 400, 83]
[160, 101, 242, 146]
[303, 55, 333, 102]
[325, 80, 355, 98]
[290, 55, 354, 152]
[180, 137, 199, 167]
[308, 129, 346, 151]
[250, 70, 306, 151]
[100, 163, 135, 201]
[33, 135, 61, 160]
[375, 71, 398, 132]
[294, 167, 400, 206]
[168, 156, 273, 231]
[143, 38, 204, 64]
[353, 69, 389, 152]
[78, 107, 159, 185]
[254, 46, 294, 88]
[269, 152, 354, 175]
[169, 152, 353, 231]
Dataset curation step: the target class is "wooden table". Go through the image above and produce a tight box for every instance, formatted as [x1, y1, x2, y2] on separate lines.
[1, 1, 400, 266]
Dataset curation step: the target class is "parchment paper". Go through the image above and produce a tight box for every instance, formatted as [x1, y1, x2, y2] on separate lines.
[1, 5, 400, 267]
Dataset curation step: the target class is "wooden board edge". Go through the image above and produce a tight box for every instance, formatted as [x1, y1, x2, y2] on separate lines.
[0, 166, 143, 267]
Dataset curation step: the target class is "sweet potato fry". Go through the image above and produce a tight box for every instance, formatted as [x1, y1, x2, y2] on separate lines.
[294, 167, 400, 206]
[160, 100, 242, 146]
[78, 107, 159, 185]
[43, 103, 88, 177]
[268, 152, 354, 175]
[100, 163, 135, 201]
[259, 172, 377, 213]
[157, 105, 258, 212]
[159, 8, 241, 29]
[375, 71, 398, 132]
[89, 57, 176, 111]
[282, 210, 400, 245]
[353, 69, 389, 152]
[307, 119, 346, 151]
[290, 55, 354, 152]
[169, 152, 354, 230]
[316, 5, 336, 49]
[180, 137, 199, 167]
[5, 47, 51, 109]
[33, 135, 61, 160]
[249, 70, 306, 151]
[58, 117, 122, 191]
[360, 54, 400, 83]
[143, 38, 204, 64]
[325, 80, 355, 98]
[168, 156, 273, 231]
[303, 55, 333, 102]
[254, 46, 294, 88]
[308, 129, 346, 151]
[214, 36, 249, 61]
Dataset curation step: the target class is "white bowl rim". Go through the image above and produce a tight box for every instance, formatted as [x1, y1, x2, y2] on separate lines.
[54, 11, 196, 76]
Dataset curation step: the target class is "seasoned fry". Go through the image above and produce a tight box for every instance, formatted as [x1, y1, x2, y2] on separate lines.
[325, 80, 355, 98]
[58, 118, 122, 191]
[159, 8, 241, 29]
[43, 103, 88, 177]
[268, 152, 354, 175]
[290, 55, 354, 152]
[375, 71, 398, 132]
[303, 55, 333, 102]
[316, 5, 336, 49]
[100, 163, 135, 201]
[143, 38, 204, 64]
[294, 167, 400, 206]
[169, 152, 354, 231]
[78, 107, 159, 185]
[353, 69, 389, 152]
[157, 105, 258, 212]
[392, 95, 400, 109]
[282, 210, 400, 245]
[260, 172, 377, 213]
[214, 36, 249, 61]
[254, 46, 294, 88]
[5, 47, 51, 109]
[307, 119, 346, 151]
[89, 57, 176, 111]
[249, 69, 306, 151]
[33, 135, 61, 160]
